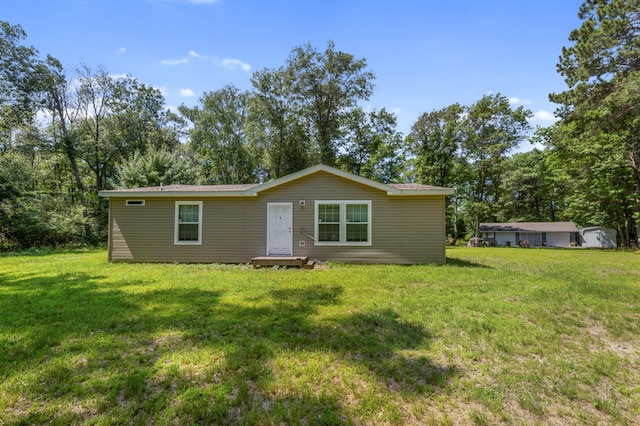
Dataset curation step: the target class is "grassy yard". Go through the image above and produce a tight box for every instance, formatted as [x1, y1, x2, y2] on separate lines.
[1, 247, 639, 425]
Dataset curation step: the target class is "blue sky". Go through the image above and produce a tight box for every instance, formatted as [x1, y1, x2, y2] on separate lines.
[5, 0, 583, 141]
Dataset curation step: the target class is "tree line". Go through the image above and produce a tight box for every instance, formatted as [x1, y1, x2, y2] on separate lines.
[1, 0, 638, 250]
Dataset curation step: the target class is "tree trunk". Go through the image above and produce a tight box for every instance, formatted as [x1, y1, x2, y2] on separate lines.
[51, 92, 92, 241]
[61, 137, 86, 204]
[51, 92, 86, 207]
[629, 151, 640, 241]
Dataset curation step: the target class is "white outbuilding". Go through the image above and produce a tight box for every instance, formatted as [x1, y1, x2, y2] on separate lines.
[578, 227, 617, 248]
[479, 222, 579, 247]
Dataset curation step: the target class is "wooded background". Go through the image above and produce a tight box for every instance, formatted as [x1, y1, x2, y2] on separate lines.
[1, 0, 639, 249]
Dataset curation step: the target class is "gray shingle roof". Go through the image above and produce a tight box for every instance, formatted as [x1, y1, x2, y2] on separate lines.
[388, 183, 451, 190]
[113, 184, 260, 193]
[99, 165, 455, 198]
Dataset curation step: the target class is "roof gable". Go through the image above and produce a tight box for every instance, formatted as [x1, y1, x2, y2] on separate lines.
[249, 165, 452, 195]
[250, 165, 389, 194]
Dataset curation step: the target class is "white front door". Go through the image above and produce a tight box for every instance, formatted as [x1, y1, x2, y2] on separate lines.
[267, 203, 293, 256]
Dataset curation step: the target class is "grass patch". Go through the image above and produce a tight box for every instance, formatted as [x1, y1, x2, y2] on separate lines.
[1, 247, 639, 424]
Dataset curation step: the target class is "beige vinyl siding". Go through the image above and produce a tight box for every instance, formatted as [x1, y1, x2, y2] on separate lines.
[259, 171, 446, 264]
[110, 197, 264, 263]
[107, 170, 447, 264]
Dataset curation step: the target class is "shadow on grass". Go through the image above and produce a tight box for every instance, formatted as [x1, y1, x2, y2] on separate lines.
[446, 257, 492, 268]
[1, 270, 458, 424]
[1, 271, 139, 373]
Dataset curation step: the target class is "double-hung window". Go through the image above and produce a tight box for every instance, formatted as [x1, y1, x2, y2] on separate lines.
[175, 201, 203, 245]
[315, 201, 371, 245]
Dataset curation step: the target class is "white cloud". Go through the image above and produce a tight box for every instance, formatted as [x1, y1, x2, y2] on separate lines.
[110, 73, 129, 80]
[118, 47, 126, 54]
[221, 58, 251, 72]
[180, 88, 196, 97]
[162, 51, 250, 73]
[532, 109, 556, 123]
[509, 97, 532, 105]
[161, 57, 189, 66]
[189, 50, 206, 60]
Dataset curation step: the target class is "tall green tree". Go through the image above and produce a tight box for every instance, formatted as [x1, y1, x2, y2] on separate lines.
[1, 21, 95, 247]
[1, 20, 184, 247]
[68, 65, 175, 192]
[0, 21, 47, 151]
[406, 103, 467, 241]
[108, 76, 179, 154]
[73, 64, 122, 193]
[461, 93, 532, 236]
[408, 96, 531, 240]
[181, 85, 260, 184]
[338, 107, 404, 183]
[407, 103, 465, 188]
[249, 68, 309, 179]
[41, 55, 87, 206]
[284, 41, 375, 166]
[495, 148, 568, 223]
[115, 149, 193, 188]
[543, 119, 638, 246]
[549, 0, 640, 245]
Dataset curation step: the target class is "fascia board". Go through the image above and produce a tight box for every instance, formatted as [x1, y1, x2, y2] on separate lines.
[98, 190, 257, 198]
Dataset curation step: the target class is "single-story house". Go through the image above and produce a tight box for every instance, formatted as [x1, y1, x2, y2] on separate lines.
[577, 226, 617, 248]
[99, 165, 454, 265]
[479, 222, 579, 247]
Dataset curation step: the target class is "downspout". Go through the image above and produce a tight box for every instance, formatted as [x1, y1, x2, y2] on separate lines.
[107, 198, 112, 262]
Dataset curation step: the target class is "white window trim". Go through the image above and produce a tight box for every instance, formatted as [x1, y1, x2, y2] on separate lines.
[314, 200, 372, 246]
[174, 201, 203, 245]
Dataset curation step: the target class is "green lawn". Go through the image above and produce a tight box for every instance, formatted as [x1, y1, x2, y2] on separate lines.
[1, 247, 639, 425]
